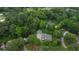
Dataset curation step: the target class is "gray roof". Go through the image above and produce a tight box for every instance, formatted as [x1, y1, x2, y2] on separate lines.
[41, 33, 52, 41]
[37, 30, 52, 41]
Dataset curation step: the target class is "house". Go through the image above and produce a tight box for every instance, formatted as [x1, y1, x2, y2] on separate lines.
[36, 30, 52, 41]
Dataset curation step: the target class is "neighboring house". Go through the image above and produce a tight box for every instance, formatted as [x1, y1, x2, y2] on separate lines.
[36, 30, 52, 41]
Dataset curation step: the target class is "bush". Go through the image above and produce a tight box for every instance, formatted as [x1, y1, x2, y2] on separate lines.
[53, 30, 62, 38]
[67, 44, 77, 51]
[28, 34, 41, 45]
[27, 34, 41, 50]
[40, 38, 60, 51]
[64, 32, 77, 46]
[6, 38, 24, 51]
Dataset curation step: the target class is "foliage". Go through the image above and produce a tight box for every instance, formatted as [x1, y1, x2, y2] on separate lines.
[0, 7, 79, 50]
[53, 30, 62, 38]
[64, 32, 77, 46]
[6, 38, 24, 51]
[28, 34, 41, 45]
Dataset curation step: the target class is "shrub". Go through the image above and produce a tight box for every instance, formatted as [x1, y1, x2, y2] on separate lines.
[6, 38, 24, 51]
[64, 32, 77, 46]
[41, 38, 60, 51]
[53, 30, 62, 38]
[28, 34, 41, 45]
[27, 34, 41, 50]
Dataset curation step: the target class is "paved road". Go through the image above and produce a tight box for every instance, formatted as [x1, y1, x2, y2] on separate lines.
[61, 37, 67, 48]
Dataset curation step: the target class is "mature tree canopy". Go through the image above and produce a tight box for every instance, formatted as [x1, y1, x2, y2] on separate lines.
[0, 7, 79, 51]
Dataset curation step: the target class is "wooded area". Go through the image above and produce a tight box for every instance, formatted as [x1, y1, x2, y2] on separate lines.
[0, 7, 79, 51]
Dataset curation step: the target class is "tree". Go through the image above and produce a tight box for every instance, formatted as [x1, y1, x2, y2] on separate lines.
[6, 38, 24, 51]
